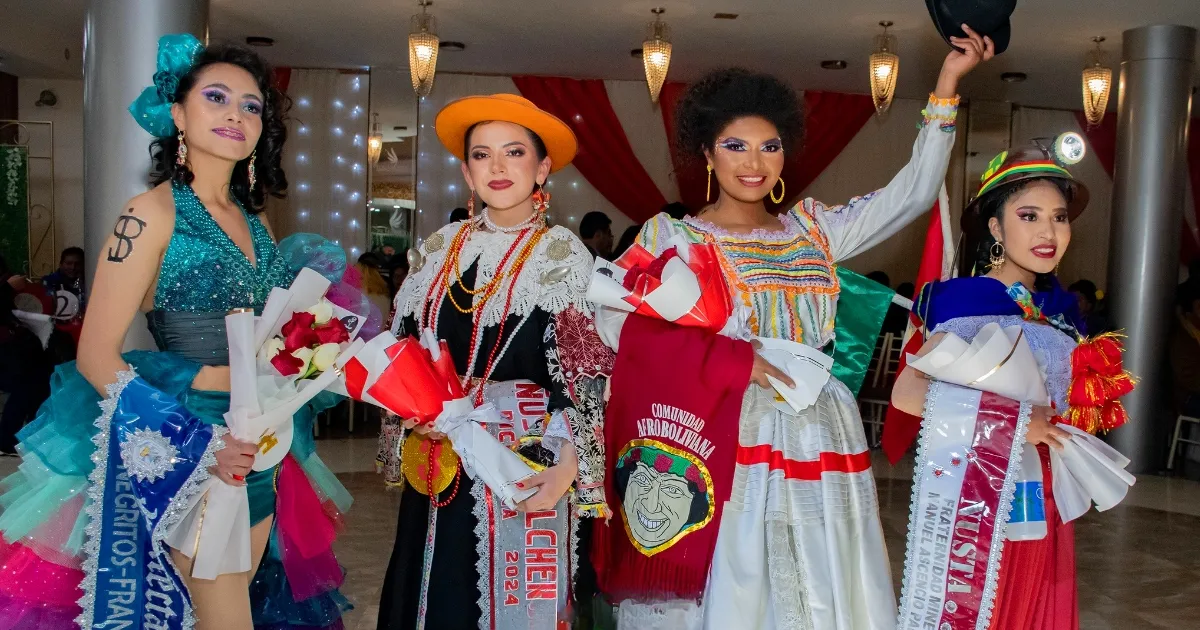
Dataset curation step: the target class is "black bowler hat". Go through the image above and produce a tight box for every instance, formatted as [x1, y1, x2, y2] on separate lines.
[926, 0, 1017, 55]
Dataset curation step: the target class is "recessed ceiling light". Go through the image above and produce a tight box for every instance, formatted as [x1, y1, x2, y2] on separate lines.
[821, 60, 848, 70]
[714, 13, 738, 20]
[245, 36, 274, 47]
[1000, 71, 1027, 83]
[631, 48, 643, 58]
[439, 41, 466, 51]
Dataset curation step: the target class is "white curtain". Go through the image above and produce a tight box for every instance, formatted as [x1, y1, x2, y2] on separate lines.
[1012, 107, 1115, 289]
[272, 69, 371, 260]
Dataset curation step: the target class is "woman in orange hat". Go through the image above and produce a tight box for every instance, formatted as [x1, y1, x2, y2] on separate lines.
[377, 95, 613, 629]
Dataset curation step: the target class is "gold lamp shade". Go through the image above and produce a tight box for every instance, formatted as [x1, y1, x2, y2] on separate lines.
[642, 8, 672, 103]
[409, 1, 439, 97]
[367, 113, 383, 166]
[869, 21, 899, 115]
[1082, 37, 1112, 128]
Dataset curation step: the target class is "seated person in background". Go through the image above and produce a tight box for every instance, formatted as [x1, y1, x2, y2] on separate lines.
[449, 206, 469, 223]
[612, 224, 641, 260]
[0, 255, 28, 291]
[0, 282, 53, 455]
[43, 246, 87, 316]
[1068, 278, 1108, 334]
[579, 210, 614, 259]
[1170, 286, 1200, 419]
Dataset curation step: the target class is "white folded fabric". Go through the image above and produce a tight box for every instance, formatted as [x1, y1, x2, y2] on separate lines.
[432, 398, 539, 508]
[1049, 424, 1136, 523]
[908, 323, 1050, 406]
[754, 336, 834, 413]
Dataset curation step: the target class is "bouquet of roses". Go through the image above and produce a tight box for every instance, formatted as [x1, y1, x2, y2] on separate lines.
[336, 329, 539, 508]
[166, 267, 368, 580]
[588, 234, 734, 349]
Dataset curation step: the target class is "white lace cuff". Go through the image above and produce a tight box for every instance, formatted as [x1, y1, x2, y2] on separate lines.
[541, 409, 573, 462]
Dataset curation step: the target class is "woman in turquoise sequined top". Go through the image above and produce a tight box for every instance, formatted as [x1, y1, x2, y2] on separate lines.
[0, 39, 351, 630]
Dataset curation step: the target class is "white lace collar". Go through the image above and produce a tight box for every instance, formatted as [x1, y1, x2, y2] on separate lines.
[394, 221, 594, 333]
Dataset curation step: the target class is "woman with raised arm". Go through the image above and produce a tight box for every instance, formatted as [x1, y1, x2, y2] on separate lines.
[0, 35, 353, 629]
[591, 26, 993, 630]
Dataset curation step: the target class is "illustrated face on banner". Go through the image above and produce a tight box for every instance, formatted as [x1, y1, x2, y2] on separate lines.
[615, 441, 714, 556]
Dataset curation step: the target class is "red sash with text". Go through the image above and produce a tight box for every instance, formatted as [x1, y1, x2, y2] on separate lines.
[594, 315, 753, 600]
[897, 381, 1031, 630]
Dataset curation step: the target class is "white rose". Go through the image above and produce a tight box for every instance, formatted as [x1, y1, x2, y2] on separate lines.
[311, 342, 341, 372]
[291, 347, 315, 376]
[263, 337, 285, 362]
[306, 300, 334, 325]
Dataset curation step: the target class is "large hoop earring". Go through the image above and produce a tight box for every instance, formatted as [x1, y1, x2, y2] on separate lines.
[247, 149, 257, 189]
[770, 177, 786, 204]
[988, 241, 1006, 270]
[176, 131, 188, 167]
[700, 163, 710, 202]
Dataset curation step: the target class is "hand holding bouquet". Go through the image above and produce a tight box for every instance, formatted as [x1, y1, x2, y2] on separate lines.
[337, 330, 539, 508]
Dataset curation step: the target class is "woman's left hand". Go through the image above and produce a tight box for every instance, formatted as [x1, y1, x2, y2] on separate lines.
[935, 24, 995, 96]
[516, 443, 579, 512]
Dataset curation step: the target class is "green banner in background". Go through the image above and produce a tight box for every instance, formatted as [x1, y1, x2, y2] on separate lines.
[0, 145, 29, 274]
[829, 267, 896, 397]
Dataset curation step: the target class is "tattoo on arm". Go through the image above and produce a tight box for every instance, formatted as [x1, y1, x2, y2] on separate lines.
[107, 209, 147, 263]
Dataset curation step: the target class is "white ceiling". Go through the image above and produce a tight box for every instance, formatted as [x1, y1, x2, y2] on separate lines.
[3, 0, 1199, 109]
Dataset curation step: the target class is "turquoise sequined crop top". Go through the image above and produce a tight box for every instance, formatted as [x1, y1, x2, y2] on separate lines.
[155, 182, 290, 313]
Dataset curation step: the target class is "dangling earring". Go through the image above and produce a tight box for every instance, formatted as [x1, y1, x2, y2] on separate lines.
[770, 177, 786, 204]
[706, 164, 713, 202]
[467, 191, 476, 218]
[988, 241, 1006, 270]
[532, 185, 551, 215]
[247, 150, 257, 189]
[176, 131, 188, 166]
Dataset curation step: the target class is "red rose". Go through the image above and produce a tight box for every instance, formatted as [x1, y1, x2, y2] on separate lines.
[653, 454, 672, 473]
[271, 350, 304, 376]
[314, 316, 350, 345]
[281, 311, 318, 350]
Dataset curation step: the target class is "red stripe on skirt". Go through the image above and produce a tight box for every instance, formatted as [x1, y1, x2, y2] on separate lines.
[735, 445, 872, 480]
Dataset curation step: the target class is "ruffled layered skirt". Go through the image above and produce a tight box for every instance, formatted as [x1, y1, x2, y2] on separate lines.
[0, 350, 351, 629]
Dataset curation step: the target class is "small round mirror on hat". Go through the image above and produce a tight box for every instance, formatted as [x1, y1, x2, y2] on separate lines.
[926, 0, 1018, 55]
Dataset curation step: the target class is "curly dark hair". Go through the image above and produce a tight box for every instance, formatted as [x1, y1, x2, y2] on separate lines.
[673, 68, 803, 162]
[148, 44, 291, 214]
[972, 177, 1076, 289]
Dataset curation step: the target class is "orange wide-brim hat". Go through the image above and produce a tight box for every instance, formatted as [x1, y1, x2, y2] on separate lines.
[434, 94, 578, 173]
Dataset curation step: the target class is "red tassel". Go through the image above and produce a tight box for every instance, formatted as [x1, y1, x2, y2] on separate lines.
[1065, 333, 1135, 434]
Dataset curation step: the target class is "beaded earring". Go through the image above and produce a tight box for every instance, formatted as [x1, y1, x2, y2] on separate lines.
[247, 150, 257, 189]
[176, 131, 188, 166]
[532, 186, 550, 214]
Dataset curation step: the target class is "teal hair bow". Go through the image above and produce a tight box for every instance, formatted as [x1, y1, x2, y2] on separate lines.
[128, 33, 205, 138]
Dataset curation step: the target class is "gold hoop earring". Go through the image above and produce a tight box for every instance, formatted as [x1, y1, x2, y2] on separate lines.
[706, 164, 713, 202]
[176, 131, 188, 166]
[988, 241, 1006, 270]
[770, 177, 786, 204]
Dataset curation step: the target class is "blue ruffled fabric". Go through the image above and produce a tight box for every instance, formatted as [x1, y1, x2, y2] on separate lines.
[0, 350, 351, 627]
